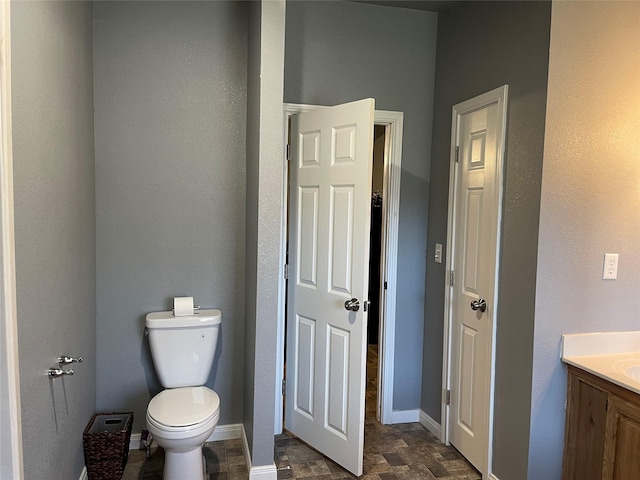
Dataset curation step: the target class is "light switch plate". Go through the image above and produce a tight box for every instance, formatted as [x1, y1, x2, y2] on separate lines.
[435, 243, 443, 264]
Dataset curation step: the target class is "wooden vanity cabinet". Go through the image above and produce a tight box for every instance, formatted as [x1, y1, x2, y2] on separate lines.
[563, 365, 640, 480]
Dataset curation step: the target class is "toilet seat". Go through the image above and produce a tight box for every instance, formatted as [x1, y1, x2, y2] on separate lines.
[146, 410, 219, 438]
[147, 386, 219, 430]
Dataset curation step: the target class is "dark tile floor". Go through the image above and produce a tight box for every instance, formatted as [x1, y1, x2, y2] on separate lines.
[124, 346, 480, 480]
[122, 438, 249, 480]
[273, 346, 481, 480]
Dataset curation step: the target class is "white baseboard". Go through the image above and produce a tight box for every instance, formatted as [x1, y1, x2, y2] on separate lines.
[129, 433, 141, 450]
[488, 474, 500, 480]
[128, 423, 243, 450]
[241, 425, 277, 480]
[78, 466, 88, 480]
[389, 409, 420, 424]
[250, 464, 278, 479]
[241, 425, 252, 474]
[208, 423, 244, 442]
[419, 409, 441, 438]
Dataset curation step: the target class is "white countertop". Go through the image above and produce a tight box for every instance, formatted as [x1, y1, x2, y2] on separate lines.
[561, 331, 640, 395]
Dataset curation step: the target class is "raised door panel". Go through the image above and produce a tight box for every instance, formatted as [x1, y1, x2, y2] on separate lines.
[462, 188, 482, 296]
[329, 185, 354, 295]
[297, 187, 319, 288]
[326, 325, 349, 438]
[294, 315, 316, 419]
[457, 324, 477, 435]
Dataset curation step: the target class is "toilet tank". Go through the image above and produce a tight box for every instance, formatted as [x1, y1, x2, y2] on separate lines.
[146, 309, 221, 388]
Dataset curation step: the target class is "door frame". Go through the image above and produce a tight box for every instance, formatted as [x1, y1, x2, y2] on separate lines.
[441, 85, 508, 477]
[275, 103, 404, 432]
[0, 1, 24, 478]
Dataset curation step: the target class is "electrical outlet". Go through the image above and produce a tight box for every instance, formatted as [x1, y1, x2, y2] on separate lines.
[603, 253, 619, 280]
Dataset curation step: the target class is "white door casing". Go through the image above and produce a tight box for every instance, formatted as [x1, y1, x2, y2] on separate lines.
[0, 1, 24, 478]
[443, 86, 508, 477]
[285, 98, 375, 476]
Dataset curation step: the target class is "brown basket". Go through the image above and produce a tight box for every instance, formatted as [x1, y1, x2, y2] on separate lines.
[83, 412, 134, 480]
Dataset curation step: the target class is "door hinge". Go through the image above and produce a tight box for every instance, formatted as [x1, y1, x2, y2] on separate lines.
[445, 389, 451, 405]
[286, 144, 291, 161]
[282, 378, 286, 396]
[455, 146, 460, 163]
[449, 270, 454, 287]
[284, 264, 289, 280]
[384, 281, 388, 290]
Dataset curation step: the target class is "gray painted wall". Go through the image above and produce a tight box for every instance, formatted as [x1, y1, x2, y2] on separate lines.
[529, 2, 640, 478]
[11, 2, 96, 479]
[244, 0, 286, 467]
[423, 2, 551, 478]
[244, 0, 261, 458]
[94, 1, 248, 432]
[285, 0, 438, 411]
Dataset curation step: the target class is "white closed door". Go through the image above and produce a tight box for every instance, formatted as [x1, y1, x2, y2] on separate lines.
[285, 98, 375, 477]
[448, 87, 506, 474]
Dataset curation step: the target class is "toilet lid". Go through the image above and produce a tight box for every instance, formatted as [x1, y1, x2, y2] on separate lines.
[148, 387, 219, 427]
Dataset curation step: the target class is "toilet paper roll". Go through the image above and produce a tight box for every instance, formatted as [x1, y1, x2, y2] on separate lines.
[173, 297, 194, 316]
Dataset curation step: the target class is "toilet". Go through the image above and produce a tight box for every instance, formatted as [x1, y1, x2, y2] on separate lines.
[145, 308, 222, 480]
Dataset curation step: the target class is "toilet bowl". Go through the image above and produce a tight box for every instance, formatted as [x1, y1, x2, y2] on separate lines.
[146, 386, 220, 480]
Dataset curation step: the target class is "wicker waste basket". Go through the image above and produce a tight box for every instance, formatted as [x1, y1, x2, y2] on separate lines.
[83, 412, 133, 480]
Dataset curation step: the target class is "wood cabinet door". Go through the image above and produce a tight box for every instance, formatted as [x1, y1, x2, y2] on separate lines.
[563, 370, 608, 480]
[603, 394, 640, 480]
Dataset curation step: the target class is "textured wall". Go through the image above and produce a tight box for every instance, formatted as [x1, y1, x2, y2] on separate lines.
[424, 2, 551, 478]
[529, 2, 640, 478]
[11, 2, 96, 479]
[285, 0, 437, 411]
[244, 0, 286, 467]
[94, 1, 248, 432]
[243, 0, 260, 458]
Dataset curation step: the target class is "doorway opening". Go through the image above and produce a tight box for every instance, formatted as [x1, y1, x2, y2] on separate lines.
[274, 104, 404, 438]
[366, 124, 385, 421]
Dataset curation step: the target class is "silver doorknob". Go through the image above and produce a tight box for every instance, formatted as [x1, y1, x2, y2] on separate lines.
[470, 299, 487, 313]
[344, 298, 360, 312]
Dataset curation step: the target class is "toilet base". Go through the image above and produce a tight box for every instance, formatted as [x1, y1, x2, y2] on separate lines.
[163, 446, 206, 480]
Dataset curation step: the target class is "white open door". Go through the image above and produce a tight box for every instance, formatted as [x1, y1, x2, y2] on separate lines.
[285, 98, 375, 476]
[445, 86, 507, 476]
